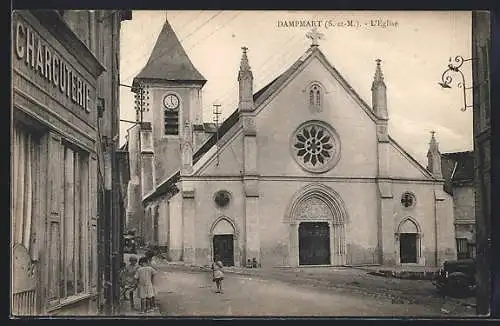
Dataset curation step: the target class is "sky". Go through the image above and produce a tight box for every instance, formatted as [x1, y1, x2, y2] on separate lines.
[119, 10, 473, 166]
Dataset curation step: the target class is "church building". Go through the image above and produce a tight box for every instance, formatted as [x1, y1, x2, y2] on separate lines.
[125, 20, 457, 268]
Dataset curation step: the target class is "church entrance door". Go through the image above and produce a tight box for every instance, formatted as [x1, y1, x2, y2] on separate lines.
[298, 222, 330, 265]
[400, 233, 417, 263]
[213, 235, 234, 267]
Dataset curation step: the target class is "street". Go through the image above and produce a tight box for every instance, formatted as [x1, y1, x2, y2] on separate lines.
[148, 264, 476, 317]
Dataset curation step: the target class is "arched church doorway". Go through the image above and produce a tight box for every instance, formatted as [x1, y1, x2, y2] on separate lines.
[287, 184, 348, 267]
[211, 218, 236, 267]
[299, 222, 330, 265]
[398, 218, 420, 264]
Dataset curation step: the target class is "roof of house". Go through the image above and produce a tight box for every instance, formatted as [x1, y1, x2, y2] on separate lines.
[441, 151, 474, 193]
[133, 20, 206, 85]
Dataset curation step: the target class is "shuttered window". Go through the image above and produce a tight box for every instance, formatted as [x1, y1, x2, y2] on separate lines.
[57, 143, 91, 301]
[164, 108, 179, 135]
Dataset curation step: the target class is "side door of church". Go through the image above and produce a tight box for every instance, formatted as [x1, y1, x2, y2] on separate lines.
[400, 233, 417, 264]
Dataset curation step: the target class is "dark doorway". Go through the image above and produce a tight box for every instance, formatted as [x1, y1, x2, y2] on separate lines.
[213, 234, 234, 267]
[299, 222, 331, 265]
[400, 233, 417, 263]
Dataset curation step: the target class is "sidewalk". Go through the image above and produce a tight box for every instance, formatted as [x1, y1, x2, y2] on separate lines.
[350, 264, 439, 280]
[118, 303, 161, 317]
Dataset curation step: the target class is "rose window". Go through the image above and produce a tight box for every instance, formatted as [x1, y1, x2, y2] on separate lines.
[214, 190, 231, 208]
[291, 121, 341, 173]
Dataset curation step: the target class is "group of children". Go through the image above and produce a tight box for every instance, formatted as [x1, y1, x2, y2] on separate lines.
[120, 254, 157, 314]
[121, 254, 226, 313]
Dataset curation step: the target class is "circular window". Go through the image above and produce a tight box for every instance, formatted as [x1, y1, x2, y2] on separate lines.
[214, 191, 231, 208]
[401, 192, 416, 208]
[290, 120, 341, 173]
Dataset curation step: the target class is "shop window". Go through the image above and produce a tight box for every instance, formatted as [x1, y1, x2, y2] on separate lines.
[12, 124, 41, 259]
[60, 144, 90, 300]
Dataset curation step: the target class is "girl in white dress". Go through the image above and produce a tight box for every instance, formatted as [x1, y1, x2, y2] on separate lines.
[135, 257, 157, 313]
[212, 260, 224, 294]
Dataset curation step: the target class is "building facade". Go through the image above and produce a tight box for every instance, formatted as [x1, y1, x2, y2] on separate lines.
[11, 10, 131, 316]
[125, 20, 457, 269]
[441, 151, 475, 259]
[471, 10, 491, 316]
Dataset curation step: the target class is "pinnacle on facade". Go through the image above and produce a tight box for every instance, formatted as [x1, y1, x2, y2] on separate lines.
[427, 131, 443, 178]
[371, 59, 388, 120]
[428, 131, 440, 154]
[238, 46, 252, 79]
[372, 59, 386, 89]
[238, 46, 254, 112]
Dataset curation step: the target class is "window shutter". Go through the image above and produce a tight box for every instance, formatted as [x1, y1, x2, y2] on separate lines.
[46, 133, 63, 307]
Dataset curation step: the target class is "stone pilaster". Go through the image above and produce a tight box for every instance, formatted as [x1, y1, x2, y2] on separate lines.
[244, 177, 260, 263]
[168, 194, 183, 261]
[181, 121, 193, 176]
[182, 181, 196, 264]
[377, 181, 394, 265]
[435, 188, 456, 266]
[288, 222, 298, 267]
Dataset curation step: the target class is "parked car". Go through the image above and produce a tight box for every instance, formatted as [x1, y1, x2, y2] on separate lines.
[432, 258, 476, 297]
[123, 234, 137, 254]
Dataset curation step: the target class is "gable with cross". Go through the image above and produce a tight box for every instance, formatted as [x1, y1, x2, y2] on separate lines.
[306, 27, 324, 47]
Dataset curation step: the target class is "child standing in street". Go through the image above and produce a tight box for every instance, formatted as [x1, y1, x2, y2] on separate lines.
[135, 256, 157, 313]
[212, 260, 224, 294]
[124, 256, 139, 309]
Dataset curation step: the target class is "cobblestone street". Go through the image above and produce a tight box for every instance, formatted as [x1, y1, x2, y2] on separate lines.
[150, 264, 476, 317]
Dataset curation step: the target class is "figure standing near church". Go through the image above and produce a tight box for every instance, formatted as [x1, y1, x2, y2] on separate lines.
[212, 260, 225, 294]
[135, 256, 157, 313]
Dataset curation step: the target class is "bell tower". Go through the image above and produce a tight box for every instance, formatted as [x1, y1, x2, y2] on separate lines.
[132, 17, 206, 190]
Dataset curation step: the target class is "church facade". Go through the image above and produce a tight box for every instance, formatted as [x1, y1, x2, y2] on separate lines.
[125, 21, 457, 268]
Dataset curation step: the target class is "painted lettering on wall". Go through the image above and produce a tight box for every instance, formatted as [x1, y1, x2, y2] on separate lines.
[14, 19, 91, 113]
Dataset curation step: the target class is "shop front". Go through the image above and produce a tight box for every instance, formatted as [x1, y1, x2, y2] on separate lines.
[11, 10, 105, 315]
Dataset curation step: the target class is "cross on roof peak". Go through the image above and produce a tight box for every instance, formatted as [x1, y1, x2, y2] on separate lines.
[306, 27, 324, 47]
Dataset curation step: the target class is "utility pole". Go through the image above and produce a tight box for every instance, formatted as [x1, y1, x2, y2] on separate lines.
[213, 104, 222, 166]
[134, 82, 149, 124]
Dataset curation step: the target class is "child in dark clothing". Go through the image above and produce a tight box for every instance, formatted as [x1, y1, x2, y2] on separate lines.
[123, 256, 139, 309]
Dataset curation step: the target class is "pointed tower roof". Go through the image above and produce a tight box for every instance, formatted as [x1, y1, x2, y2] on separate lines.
[133, 20, 206, 86]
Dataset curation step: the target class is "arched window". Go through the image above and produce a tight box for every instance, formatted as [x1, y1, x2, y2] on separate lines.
[307, 83, 322, 111]
[309, 89, 315, 106]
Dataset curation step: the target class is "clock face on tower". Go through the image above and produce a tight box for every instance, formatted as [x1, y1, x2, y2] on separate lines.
[163, 94, 179, 110]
